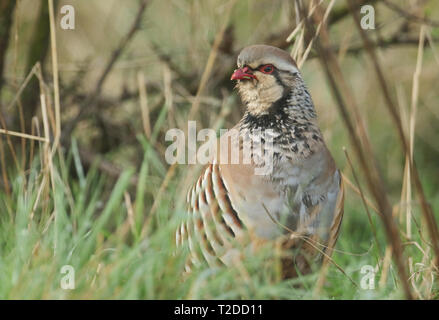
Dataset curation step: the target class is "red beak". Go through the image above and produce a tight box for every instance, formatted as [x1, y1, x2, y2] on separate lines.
[231, 66, 257, 80]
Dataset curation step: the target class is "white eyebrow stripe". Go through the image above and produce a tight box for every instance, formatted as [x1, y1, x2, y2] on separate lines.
[240, 57, 299, 74]
[271, 60, 299, 74]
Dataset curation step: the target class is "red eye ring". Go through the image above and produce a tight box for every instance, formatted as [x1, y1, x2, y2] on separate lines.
[259, 64, 274, 74]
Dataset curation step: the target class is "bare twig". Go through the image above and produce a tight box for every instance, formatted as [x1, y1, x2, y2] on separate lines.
[0, 128, 48, 142]
[382, 0, 439, 28]
[344, 147, 382, 256]
[299, 1, 413, 299]
[0, 0, 16, 93]
[326, 34, 439, 57]
[137, 71, 151, 139]
[0, 137, 10, 196]
[48, 0, 61, 153]
[140, 162, 177, 238]
[19, 0, 58, 129]
[341, 173, 381, 217]
[405, 26, 426, 240]
[267, 0, 380, 51]
[78, 148, 139, 186]
[187, 0, 237, 120]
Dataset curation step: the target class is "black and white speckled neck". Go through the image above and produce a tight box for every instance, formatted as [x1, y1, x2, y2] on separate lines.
[238, 78, 323, 162]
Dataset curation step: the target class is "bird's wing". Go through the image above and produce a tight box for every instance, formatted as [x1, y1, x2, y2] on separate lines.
[281, 167, 344, 277]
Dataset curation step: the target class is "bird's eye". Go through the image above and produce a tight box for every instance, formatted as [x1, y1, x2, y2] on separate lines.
[259, 64, 274, 74]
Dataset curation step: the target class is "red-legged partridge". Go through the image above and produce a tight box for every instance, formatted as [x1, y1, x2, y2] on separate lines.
[176, 45, 344, 277]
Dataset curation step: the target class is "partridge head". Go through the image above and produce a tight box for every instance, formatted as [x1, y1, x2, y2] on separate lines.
[177, 45, 344, 277]
[232, 44, 301, 115]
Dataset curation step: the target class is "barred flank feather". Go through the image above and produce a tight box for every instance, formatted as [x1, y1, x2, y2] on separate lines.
[176, 164, 245, 269]
[176, 45, 344, 277]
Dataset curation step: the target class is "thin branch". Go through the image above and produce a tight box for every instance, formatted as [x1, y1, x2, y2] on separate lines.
[347, 0, 439, 270]
[62, 0, 150, 142]
[0, 128, 49, 142]
[187, 0, 237, 120]
[344, 147, 382, 256]
[326, 34, 439, 57]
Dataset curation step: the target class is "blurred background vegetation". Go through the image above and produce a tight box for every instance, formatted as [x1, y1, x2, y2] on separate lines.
[0, 0, 438, 299]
